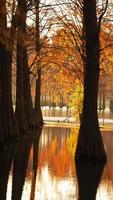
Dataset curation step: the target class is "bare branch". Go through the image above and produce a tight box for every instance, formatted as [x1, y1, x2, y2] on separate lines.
[98, 0, 109, 32]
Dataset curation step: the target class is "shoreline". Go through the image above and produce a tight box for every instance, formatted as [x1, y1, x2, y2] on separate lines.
[43, 121, 113, 131]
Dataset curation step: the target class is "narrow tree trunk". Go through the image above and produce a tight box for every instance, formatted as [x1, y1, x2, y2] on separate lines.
[23, 48, 34, 127]
[75, 0, 106, 161]
[15, 42, 28, 130]
[0, 33, 1, 127]
[22, 0, 34, 128]
[15, 0, 28, 131]
[34, 69, 43, 126]
[99, 94, 102, 111]
[0, 47, 2, 132]
[34, 0, 43, 127]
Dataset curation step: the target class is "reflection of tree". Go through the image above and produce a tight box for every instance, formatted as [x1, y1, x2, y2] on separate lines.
[66, 128, 78, 157]
[30, 128, 42, 200]
[76, 160, 106, 200]
[0, 142, 16, 200]
[102, 132, 113, 183]
[39, 136, 75, 178]
[12, 133, 33, 200]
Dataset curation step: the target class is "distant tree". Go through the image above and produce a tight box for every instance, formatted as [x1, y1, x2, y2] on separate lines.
[70, 84, 83, 122]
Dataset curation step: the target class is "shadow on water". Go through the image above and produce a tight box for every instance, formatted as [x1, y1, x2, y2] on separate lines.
[0, 128, 41, 200]
[76, 160, 106, 200]
[12, 132, 33, 200]
[30, 128, 42, 200]
[0, 127, 113, 200]
[0, 142, 17, 200]
[12, 129, 42, 200]
[0, 128, 42, 200]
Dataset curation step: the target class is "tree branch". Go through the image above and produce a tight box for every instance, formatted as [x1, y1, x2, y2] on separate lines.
[98, 0, 109, 32]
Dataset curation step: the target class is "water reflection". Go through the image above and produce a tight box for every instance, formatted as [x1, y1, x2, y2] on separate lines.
[98, 132, 113, 200]
[30, 128, 42, 200]
[76, 161, 106, 200]
[0, 127, 113, 199]
[12, 133, 33, 200]
[0, 142, 16, 200]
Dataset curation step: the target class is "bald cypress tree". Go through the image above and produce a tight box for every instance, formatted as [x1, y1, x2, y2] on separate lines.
[15, 0, 28, 131]
[0, 0, 17, 138]
[34, 0, 43, 127]
[75, 0, 106, 161]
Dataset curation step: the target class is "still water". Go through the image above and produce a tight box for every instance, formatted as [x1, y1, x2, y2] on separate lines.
[0, 126, 113, 200]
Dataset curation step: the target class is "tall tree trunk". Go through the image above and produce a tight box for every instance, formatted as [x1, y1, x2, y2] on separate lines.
[0, 0, 18, 138]
[15, 0, 28, 131]
[22, 0, 34, 128]
[15, 42, 28, 130]
[0, 45, 2, 132]
[75, 0, 106, 161]
[34, 69, 43, 126]
[1, 50, 18, 138]
[23, 48, 34, 127]
[34, 0, 43, 127]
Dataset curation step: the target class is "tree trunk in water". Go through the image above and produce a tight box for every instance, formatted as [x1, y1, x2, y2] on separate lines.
[0, 0, 18, 138]
[22, 0, 34, 128]
[34, 0, 43, 127]
[15, 0, 28, 131]
[76, 160, 106, 200]
[15, 43, 28, 130]
[75, 0, 106, 161]
[1, 50, 18, 138]
[0, 45, 2, 131]
[23, 48, 34, 127]
[34, 68, 43, 126]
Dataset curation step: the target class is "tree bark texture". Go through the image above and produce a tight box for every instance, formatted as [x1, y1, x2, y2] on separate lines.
[75, 0, 106, 161]
[34, 69, 43, 126]
[0, 0, 17, 138]
[34, 0, 43, 127]
[15, 0, 28, 130]
[23, 48, 34, 127]
[22, 0, 34, 127]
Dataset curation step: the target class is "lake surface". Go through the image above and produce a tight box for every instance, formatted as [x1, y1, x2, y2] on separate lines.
[0, 126, 113, 200]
